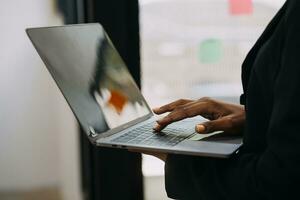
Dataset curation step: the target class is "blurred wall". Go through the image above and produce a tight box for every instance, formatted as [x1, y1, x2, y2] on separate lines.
[257, 0, 285, 8]
[0, 1, 81, 199]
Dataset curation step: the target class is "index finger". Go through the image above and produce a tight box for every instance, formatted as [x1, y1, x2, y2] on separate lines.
[154, 102, 207, 131]
[153, 99, 192, 114]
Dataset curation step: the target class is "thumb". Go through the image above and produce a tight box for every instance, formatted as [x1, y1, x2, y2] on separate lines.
[195, 117, 232, 134]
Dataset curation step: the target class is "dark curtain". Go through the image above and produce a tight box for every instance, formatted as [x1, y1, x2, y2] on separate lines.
[57, 0, 143, 200]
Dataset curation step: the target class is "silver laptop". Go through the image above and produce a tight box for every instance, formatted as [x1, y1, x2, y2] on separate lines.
[26, 23, 242, 158]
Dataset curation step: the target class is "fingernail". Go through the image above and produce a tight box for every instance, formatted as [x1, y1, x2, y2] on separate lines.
[156, 119, 163, 124]
[153, 107, 160, 112]
[153, 124, 160, 131]
[196, 125, 206, 133]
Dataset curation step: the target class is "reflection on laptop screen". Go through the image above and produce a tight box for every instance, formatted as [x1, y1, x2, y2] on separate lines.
[90, 35, 151, 129]
[27, 24, 151, 134]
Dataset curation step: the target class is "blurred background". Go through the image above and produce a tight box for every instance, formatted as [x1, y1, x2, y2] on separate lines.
[0, 0, 285, 199]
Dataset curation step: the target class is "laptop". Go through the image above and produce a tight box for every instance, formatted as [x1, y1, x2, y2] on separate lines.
[26, 23, 242, 158]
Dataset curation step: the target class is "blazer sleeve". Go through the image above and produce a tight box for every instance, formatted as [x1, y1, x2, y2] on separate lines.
[165, 2, 300, 200]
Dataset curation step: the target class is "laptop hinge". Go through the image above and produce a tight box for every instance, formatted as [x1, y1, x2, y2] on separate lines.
[90, 114, 154, 140]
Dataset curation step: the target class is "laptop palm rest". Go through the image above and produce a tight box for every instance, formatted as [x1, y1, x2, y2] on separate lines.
[172, 138, 242, 158]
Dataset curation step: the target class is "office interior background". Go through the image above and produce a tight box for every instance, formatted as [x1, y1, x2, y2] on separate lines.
[0, 0, 285, 199]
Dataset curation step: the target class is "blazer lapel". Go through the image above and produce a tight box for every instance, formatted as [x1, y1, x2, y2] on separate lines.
[240, 2, 287, 104]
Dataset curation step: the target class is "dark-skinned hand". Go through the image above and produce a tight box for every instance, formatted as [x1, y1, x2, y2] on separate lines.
[131, 97, 246, 161]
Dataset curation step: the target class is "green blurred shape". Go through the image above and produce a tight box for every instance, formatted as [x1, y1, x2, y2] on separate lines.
[199, 39, 223, 63]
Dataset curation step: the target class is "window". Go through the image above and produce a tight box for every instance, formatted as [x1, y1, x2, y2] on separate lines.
[140, 0, 285, 177]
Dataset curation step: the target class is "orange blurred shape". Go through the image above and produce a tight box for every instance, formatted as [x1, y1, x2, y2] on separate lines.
[108, 90, 128, 114]
[229, 0, 253, 15]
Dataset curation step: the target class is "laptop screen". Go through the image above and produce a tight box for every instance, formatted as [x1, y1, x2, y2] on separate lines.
[27, 24, 152, 134]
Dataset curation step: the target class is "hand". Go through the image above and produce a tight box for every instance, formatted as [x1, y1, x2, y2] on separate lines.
[153, 97, 245, 135]
[135, 97, 245, 161]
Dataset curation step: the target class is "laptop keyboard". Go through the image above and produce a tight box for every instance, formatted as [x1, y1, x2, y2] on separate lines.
[111, 120, 196, 147]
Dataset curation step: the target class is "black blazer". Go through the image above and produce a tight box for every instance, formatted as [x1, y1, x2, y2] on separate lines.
[165, 1, 300, 199]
